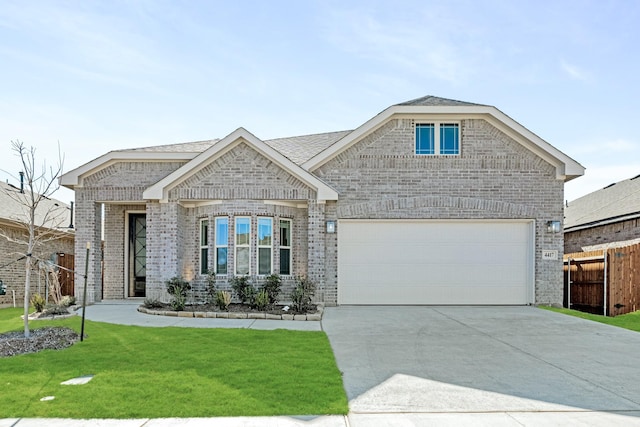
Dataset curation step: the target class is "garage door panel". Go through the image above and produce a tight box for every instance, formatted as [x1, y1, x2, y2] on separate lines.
[338, 220, 533, 305]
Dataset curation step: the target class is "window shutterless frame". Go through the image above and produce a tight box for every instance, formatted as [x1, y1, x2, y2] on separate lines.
[199, 219, 209, 275]
[257, 217, 273, 275]
[279, 219, 292, 275]
[415, 122, 460, 155]
[214, 217, 228, 275]
[235, 217, 251, 275]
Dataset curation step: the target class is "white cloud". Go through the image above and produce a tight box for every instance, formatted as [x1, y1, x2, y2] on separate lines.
[560, 60, 591, 82]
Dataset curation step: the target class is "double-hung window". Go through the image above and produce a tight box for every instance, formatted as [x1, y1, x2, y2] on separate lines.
[235, 217, 251, 275]
[215, 217, 228, 274]
[257, 217, 272, 275]
[199, 219, 209, 275]
[415, 122, 460, 155]
[279, 219, 292, 275]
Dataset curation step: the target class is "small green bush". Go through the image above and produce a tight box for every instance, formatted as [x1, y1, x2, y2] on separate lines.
[290, 276, 316, 313]
[230, 276, 255, 305]
[262, 274, 281, 305]
[254, 289, 270, 311]
[30, 293, 46, 312]
[205, 270, 216, 304]
[42, 304, 70, 316]
[59, 295, 76, 307]
[165, 276, 191, 311]
[215, 290, 231, 311]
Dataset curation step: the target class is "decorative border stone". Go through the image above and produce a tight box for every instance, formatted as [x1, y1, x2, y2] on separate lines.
[137, 303, 324, 321]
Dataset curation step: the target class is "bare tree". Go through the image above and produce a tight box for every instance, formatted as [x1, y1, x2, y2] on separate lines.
[1, 141, 65, 338]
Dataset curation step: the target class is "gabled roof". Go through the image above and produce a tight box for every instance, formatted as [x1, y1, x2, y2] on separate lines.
[264, 130, 351, 164]
[303, 96, 585, 181]
[142, 128, 339, 201]
[0, 181, 72, 232]
[564, 174, 640, 231]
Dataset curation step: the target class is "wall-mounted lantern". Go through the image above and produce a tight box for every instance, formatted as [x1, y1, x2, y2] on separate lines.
[546, 220, 561, 233]
[326, 220, 336, 234]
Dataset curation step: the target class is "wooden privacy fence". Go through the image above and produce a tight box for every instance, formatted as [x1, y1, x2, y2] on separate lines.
[563, 243, 640, 316]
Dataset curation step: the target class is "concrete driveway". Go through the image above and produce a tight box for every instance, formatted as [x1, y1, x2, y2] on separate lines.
[322, 306, 640, 418]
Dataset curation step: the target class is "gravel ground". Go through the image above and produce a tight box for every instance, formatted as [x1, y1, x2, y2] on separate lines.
[0, 327, 80, 357]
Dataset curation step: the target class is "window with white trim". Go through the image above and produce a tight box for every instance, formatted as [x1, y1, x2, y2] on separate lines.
[257, 217, 272, 275]
[235, 217, 251, 275]
[215, 217, 228, 274]
[279, 219, 292, 275]
[199, 219, 209, 275]
[415, 122, 460, 155]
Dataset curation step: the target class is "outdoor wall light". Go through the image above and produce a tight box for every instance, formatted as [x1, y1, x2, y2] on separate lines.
[326, 220, 336, 233]
[547, 220, 561, 233]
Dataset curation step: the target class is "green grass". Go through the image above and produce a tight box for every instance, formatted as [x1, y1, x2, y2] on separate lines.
[540, 305, 640, 332]
[0, 308, 348, 418]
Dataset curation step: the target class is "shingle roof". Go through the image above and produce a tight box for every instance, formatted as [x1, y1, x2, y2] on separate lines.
[564, 174, 640, 229]
[263, 130, 352, 164]
[120, 139, 219, 153]
[0, 181, 72, 231]
[396, 95, 486, 107]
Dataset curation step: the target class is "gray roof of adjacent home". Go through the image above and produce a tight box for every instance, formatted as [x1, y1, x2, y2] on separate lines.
[564, 174, 640, 230]
[0, 180, 72, 231]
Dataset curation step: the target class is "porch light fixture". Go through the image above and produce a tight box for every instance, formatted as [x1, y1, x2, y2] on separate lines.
[546, 220, 561, 233]
[326, 220, 336, 233]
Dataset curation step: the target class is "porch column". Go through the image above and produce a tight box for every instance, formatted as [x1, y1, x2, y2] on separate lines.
[307, 200, 326, 301]
[145, 201, 181, 301]
[74, 195, 102, 303]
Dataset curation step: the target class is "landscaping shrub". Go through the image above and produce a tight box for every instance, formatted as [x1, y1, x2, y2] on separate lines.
[262, 274, 281, 305]
[254, 289, 270, 311]
[165, 276, 191, 311]
[30, 293, 46, 312]
[142, 297, 163, 309]
[205, 270, 216, 304]
[42, 304, 70, 316]
[229, 276, 255, 305]
[59, 295, 76, 307]
[215, 290, 231, 311]
[290, 276, 316, 313]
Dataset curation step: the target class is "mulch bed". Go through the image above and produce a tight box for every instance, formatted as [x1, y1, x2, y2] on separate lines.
[146, 303, 318, 316]
[0, 327, 80, 358]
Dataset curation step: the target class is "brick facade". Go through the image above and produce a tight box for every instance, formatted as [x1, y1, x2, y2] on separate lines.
[565, 218, 640, 253]
[68, 111, 569, 306]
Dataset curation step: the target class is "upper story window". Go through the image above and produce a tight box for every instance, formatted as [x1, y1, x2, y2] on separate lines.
[199, 219, 209, 275]
[215, 217, 228, 275]
[415, 122, 460, 155]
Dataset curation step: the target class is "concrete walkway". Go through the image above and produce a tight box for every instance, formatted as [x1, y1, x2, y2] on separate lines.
[4, 302, 640, 426]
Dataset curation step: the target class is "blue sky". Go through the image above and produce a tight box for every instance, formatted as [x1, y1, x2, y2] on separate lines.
[1, 0, 638, 204]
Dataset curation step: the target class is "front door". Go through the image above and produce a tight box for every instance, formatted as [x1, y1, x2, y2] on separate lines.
[128, 213, 146, 297]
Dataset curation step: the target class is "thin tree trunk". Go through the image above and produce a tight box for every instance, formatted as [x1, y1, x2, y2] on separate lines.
[23, 256, 31, 338]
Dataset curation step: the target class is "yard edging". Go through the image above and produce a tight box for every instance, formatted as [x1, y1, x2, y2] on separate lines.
[137, 303, 324, 321]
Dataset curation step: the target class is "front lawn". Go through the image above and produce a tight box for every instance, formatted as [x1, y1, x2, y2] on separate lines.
[0, 308, 348, 418]
[540, 306, 640, 332]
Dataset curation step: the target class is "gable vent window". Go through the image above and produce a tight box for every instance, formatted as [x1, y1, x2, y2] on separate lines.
[415, 122, 460, 155]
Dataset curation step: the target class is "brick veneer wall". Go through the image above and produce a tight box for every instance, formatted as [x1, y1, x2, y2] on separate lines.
[315, 118, 565, 305]
[565, 218, 640, 253]
[0, 224, 74, 307]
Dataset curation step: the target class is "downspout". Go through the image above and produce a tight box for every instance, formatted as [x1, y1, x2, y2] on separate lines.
[567, 258, 571, 309]
[69, 201, 74, 229]
[604, 250, 608, 316]
[19, 171, 24, 193]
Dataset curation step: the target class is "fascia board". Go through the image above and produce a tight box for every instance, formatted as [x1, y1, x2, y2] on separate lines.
[59, 151, 197, 188]
[143, 128, 339, 201]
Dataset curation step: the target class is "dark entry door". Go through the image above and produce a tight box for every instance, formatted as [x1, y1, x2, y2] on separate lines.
[128, 213, 146, 297]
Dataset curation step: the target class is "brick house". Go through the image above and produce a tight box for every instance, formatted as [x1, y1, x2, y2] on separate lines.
[60, 96, 584, 306]
[564, 174, 640, 253]
[0, 180, 74, 307]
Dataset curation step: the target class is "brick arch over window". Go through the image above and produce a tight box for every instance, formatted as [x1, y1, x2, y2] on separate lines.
[337, 196, 537, 218]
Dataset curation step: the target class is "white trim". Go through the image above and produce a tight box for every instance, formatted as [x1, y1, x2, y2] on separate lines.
[235, 216, 251, 275]
[199, 218, 209, 275]
[257, 217, 273, 275]
[415, 121, 461, 156]
[303, 105, 584, 181]
[60, 153, 196, 188]
[263, 200, 308, 209]
[142, 128, 339, 202]
[279, 218, 292, 275]
[214, 216, 229, 275]
[179, 200, 223, 208]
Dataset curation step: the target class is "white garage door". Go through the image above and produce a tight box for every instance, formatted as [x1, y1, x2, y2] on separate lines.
[337, 220, 534, 305]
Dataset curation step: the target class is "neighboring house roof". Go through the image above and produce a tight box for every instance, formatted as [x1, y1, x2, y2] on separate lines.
[564, 174, 640, 231]
[60, 95, 585, 196]
[0, 180, 73, 232]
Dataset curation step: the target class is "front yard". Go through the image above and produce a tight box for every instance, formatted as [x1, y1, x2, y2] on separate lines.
[0, 308, 348, 418]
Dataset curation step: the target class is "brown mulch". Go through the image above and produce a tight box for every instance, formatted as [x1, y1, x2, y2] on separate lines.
[147, 303, 318, 315]
[0, 327, 80, 358]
